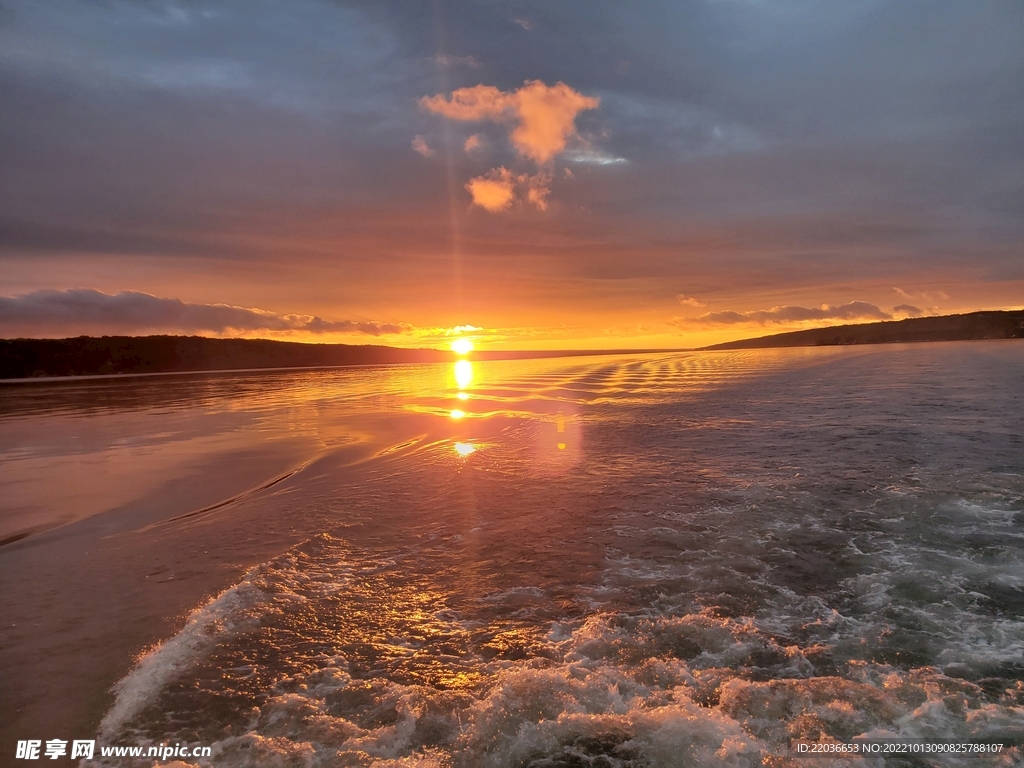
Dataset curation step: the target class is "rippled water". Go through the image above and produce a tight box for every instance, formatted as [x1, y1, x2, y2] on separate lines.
[3, 344, 1023, 766]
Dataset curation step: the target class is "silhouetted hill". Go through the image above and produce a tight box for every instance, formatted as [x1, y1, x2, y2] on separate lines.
[0, 336, 686, 380]
[702, 310, 1024, 350]
[0, 336, 452, 379]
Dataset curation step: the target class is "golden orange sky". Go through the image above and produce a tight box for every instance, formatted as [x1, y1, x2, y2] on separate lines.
[1, 2, 1022, 349]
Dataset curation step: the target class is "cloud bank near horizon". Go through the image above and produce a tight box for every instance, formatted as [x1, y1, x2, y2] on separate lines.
[680, 301, 927, 326]
[0, 289, 412, 338]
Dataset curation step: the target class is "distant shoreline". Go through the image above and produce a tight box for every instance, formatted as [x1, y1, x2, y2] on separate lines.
[0, 335, 687, 382]
[700, 310, 1024, 351]
[1, 311, 1021, 380]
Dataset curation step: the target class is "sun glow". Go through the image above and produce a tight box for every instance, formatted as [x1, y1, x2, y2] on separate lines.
[454, 442, 476, 456]
[450, 409, 466, 419]
[451, 338, 474, 355]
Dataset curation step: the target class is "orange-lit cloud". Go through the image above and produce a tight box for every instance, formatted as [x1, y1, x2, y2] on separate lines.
[523, 171, 551, 211]
[511, 81, 599, 163]
[465, 167, 516, 212]
[677, 295, 706, 308]
[444, 324, 483, 335]
[420, 84, 510, 121]
[421, 81, 597, 213]
[420, 80, 599, 164]
[411, 135, 434, 157]
[465, 168, 551, 212]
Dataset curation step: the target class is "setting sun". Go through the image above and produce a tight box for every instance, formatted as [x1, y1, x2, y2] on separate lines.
[451, 338, 474, 356]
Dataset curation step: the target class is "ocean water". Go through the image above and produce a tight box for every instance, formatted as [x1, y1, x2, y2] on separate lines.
[2, 343, 1023, 767]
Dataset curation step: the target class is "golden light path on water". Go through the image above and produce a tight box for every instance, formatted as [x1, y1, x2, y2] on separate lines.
[447, 336, 576, 462]
[450, 338, 475, 447]
[454, 359, 473, 389]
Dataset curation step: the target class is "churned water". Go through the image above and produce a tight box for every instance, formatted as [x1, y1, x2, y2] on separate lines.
[2, 343, 1023, 766]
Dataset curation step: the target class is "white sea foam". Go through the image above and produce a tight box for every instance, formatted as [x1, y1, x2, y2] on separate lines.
[98, 576, 267, 740]
[96, 585, 1024, 767]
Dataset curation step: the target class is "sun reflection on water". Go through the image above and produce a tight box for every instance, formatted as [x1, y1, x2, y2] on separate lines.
[454, 359, 473, 389]
[449, 339, 478, 453]
[450, 343, 474, 420]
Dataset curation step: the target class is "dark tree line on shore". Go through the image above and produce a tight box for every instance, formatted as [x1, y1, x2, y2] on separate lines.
[0, 336, 451, 379]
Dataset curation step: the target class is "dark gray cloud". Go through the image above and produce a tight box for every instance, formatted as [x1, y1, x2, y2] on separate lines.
[0, 0, 1021, 335]
[692, 301, 891, 325]
[0, 289, 412, 337]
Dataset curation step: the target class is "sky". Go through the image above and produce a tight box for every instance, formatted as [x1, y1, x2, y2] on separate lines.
[0, 0, 1022, 349]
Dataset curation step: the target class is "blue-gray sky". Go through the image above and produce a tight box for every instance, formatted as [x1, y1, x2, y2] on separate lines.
[1, 0, 1021, 347]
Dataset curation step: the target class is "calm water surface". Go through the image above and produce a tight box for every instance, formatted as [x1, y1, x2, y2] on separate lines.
[1, 344, 1023, 767]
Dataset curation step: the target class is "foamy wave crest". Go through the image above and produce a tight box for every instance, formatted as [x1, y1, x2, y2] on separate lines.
[98, 578, 267, 740]
[95, 546, 1024, 767]
[99, 542, 356, 743]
